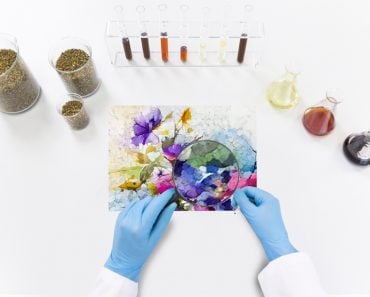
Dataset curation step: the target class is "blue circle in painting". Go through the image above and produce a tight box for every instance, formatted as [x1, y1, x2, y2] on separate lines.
[173, 140, 240, 206]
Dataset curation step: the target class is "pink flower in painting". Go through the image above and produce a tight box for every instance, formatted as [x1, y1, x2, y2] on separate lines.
[244, 173, 257, 187]
[193, 205, 215, 211]
[226, 171, 257, 196]
[151, 168, 174, 194]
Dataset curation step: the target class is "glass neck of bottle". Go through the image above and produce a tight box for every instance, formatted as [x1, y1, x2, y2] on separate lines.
[323, 95, 340, 111]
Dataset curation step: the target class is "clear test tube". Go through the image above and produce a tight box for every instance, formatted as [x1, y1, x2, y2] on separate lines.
[199, 7, 210, 62]
[179, 4, 189, 62]
[136, 5, 150, 59]
[158, 4, 169, 62]
[218, 3, 231, 63]
[237, 4, 253, 64]
[115, 5, 132, 60]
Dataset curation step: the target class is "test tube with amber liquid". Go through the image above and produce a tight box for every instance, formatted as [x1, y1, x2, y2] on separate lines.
[136, 5, 150, 59]
[179, 4, 189, 63]
[158, 4, 169, 62]
[115, 5, 132, 61]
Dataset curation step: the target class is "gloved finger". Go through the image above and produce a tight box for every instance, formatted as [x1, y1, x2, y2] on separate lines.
[242, 187, 275, 206]
[233, 189, 257, 218]
[149, 202, 176, 245]
[117, 198, 140, 222]
[138, 196, 153, 213]
[142, 188, 176, 229]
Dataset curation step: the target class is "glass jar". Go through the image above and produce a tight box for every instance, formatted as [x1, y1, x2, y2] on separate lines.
[49, 37, 100, 98]
[57, 93, 89, 130]
[0, 33, 41, 113]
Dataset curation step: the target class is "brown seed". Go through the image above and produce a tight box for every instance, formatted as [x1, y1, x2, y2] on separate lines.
[0, 49, 17, 75]
[61, 100, 83, 116]
[56, 49, 89, 72]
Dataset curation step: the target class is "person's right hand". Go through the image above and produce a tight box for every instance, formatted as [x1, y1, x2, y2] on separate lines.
[105, 189, 177, 282]
[234, 187, 297, 262]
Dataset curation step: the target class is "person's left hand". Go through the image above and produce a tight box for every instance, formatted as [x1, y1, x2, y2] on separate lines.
[105, 189, 177, 282]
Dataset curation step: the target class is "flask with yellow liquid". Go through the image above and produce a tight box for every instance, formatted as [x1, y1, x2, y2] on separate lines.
[266, 67, 300, 109]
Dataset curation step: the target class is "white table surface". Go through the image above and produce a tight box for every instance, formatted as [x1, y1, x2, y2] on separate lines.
[0, 0, 369, 296]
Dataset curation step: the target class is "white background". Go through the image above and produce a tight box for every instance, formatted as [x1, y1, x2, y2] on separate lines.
[0, 0, 369, 297]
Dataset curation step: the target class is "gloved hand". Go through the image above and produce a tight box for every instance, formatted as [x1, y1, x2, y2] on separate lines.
[234, 187, 297, 261]
[105, 189, 177, 282]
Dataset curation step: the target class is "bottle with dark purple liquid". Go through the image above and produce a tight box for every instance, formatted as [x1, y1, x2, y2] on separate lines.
[343, 131, 370, 166]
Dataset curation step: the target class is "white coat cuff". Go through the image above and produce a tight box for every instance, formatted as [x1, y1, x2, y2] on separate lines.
[258, 252, 327, 297]
[89, 268, 138, 297]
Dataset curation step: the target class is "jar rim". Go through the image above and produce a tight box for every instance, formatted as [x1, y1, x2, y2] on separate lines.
[0, 33, 20, 78]
[58, 93, 86, 119]
[48, 36, 93, 74]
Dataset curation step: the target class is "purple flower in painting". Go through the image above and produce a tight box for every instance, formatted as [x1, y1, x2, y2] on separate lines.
[131, 108, 162, 146]
[163, 144, 183, 161]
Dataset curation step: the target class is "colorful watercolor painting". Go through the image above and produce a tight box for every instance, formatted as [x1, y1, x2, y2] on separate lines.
[109, 106, 256, 211]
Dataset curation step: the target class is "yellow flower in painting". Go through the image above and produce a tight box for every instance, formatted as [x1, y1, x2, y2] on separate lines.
[134, 152, 147, 164]
[163, 112, 174, 122]
[147, 182, 158, 195]
[156, 129, 171, 136]
[178, 107, 192, 126]
[146, 145, 157, 153]
[118, 176, 142, 191]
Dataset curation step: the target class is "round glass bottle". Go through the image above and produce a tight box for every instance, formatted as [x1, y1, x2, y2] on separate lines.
[343, 131, 370, 166]
[266, 67, 300, 109]
[49, 37, 100, 98]
[0, 33, 41, 113]
[302, 90, 341, 136]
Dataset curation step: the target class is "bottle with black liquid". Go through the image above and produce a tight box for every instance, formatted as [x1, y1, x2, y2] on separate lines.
[343, 131, 370, 166]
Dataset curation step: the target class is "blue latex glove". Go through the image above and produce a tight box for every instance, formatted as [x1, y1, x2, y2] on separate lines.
[105, 189, 177, 282]
[234, 187, 297, 261]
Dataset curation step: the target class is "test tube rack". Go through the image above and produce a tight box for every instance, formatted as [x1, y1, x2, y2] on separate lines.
[105, 17, 264, 68]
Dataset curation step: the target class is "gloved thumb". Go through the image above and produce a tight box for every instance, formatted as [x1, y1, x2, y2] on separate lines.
[149, 203, 177, 246]
[233, 189, 257, 219]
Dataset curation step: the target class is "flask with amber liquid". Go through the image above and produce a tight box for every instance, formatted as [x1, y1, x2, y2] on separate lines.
[302, 90, 341, 136]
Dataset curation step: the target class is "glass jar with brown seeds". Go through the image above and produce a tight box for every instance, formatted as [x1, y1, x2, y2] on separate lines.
[57, 93, 89, 130]
[0, 33, 41, 114]
[49, 37, 100, 98]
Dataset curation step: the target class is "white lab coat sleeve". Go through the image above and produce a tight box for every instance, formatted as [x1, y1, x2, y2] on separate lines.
[88, 268, 138, 297]
[258, 252, 328, 297]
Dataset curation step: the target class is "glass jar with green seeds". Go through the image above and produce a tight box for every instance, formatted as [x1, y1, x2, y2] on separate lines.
[0, 33, 41, 113]
[49, 37, 100, 98]
[57, 93, 89, 130]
